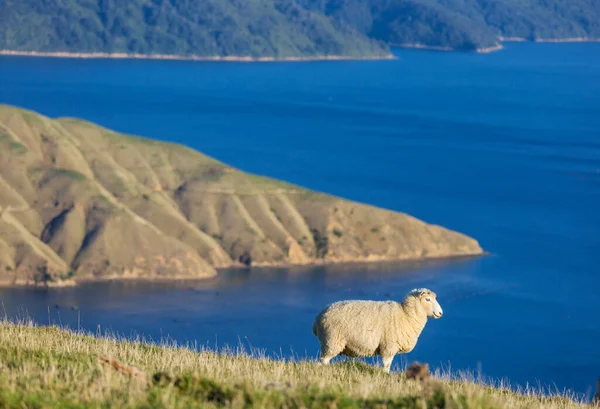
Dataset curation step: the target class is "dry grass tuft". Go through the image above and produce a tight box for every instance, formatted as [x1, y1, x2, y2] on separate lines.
[97, 355, 149, 382]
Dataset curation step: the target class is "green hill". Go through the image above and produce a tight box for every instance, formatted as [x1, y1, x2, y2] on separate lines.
[0, 0, 389, 58]
[0, 0, 598, 57]
[0, 321, 591, 408]
[0, 104, 483, 286]
[299, 0, 600, 51]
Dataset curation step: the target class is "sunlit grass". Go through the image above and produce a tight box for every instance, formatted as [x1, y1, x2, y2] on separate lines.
[0, 318, 594, 408]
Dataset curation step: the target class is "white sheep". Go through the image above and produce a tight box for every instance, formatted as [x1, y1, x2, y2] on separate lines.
[312, 288, 443, 372]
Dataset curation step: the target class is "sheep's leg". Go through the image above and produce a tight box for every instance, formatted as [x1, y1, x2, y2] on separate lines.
[318, 339, 343, 365]
[318, 347, 341, 365]
[381, 355, 394, 373]
[319, 354, 335, 365]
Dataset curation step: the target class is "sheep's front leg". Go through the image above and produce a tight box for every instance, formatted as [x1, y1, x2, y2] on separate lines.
[381, 355, 394, 373]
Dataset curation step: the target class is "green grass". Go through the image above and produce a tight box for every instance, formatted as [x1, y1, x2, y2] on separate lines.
[98, 195, 112, 204]
[0, 320, 591, 409]
[30, 165, 88, 182]
[0, 131, 28, 155]
[9, 141, 27, 154]
[49, 169, 87, 181]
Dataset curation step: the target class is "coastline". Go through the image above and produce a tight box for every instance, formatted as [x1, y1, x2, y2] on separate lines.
[393, 36, 600, 54]
[476, 43, 504, 53]
[0, 49, 396, 62]
[393, 42, 504, 54]
[2, 38, 598, 62]
[392, 43, 453, 52]
[499, 36, 600, 43]
[0, 251, 487, 289]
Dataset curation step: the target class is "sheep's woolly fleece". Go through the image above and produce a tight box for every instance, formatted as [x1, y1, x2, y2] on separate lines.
[312, 288, 442, 372]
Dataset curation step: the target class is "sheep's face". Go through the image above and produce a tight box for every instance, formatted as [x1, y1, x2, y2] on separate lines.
[419, 290, 443, 319]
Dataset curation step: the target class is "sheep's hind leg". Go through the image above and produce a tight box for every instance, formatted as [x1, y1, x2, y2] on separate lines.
[318, 348, 340, 365]
[319, 354, 335, 365]
[318, 340, 344, 365]
[381, 355, 394, 373]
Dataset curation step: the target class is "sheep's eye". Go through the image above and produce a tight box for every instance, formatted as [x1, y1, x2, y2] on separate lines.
[425, 298, 431, 302]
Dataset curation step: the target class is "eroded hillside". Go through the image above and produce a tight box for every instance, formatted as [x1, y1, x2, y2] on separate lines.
[0, 105, 483, 286]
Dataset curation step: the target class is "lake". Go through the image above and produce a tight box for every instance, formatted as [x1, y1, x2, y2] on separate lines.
[0, 43, 599, 398]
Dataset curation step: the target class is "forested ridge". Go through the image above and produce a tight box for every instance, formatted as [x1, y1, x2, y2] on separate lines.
[1, 0, 598, 57]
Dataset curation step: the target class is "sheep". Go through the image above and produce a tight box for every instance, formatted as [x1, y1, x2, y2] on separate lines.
[312, 288, 443, 373]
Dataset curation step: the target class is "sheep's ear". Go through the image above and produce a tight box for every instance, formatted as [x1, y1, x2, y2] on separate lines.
[419, 289, 429, 297]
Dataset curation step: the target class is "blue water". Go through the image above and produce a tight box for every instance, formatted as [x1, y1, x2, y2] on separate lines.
[0, 43, 599, 398]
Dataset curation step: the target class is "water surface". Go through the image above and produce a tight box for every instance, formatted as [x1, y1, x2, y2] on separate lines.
[0, 43, 599, 397]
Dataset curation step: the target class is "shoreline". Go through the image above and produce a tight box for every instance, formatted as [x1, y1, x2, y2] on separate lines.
[392, 43, 453, 52]
[0, 49, 396, 62]
[1, 38, 598, 62]
[392, 42, 504, 54]
[0, 251, 487, 289]
[476, 43, 504, 53]
[393, 36, 600, 54]
[499, 36, 600, 43]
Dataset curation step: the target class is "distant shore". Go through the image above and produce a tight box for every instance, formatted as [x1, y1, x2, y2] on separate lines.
[393, 42, 504, 54]
[2, 38, 597, 61]
[0, 49, 396, 62]
[499, 36, 600, 43]
[476, 44, 504, 53]
[394, 37, 599, 54]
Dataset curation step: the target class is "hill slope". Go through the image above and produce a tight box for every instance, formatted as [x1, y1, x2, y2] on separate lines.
[0, 0, 599, 56]
[0, 321, 591, 408]
[0, 105, 483, 286]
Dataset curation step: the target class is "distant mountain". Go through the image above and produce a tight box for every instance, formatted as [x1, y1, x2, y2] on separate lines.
[0, 0, 598, 57]
[0, 105, 483, 286]
[0, 0, 389, 58]
[299, 0, 600, 51]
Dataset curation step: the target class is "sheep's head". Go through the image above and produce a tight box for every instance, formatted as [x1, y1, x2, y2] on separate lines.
[415, 289, 443, 319]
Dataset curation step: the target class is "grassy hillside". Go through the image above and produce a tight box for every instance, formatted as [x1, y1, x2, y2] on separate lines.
[0, 104, 483, 286]
[1, 0, 599, 56]
[0, 321, 592, 409]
